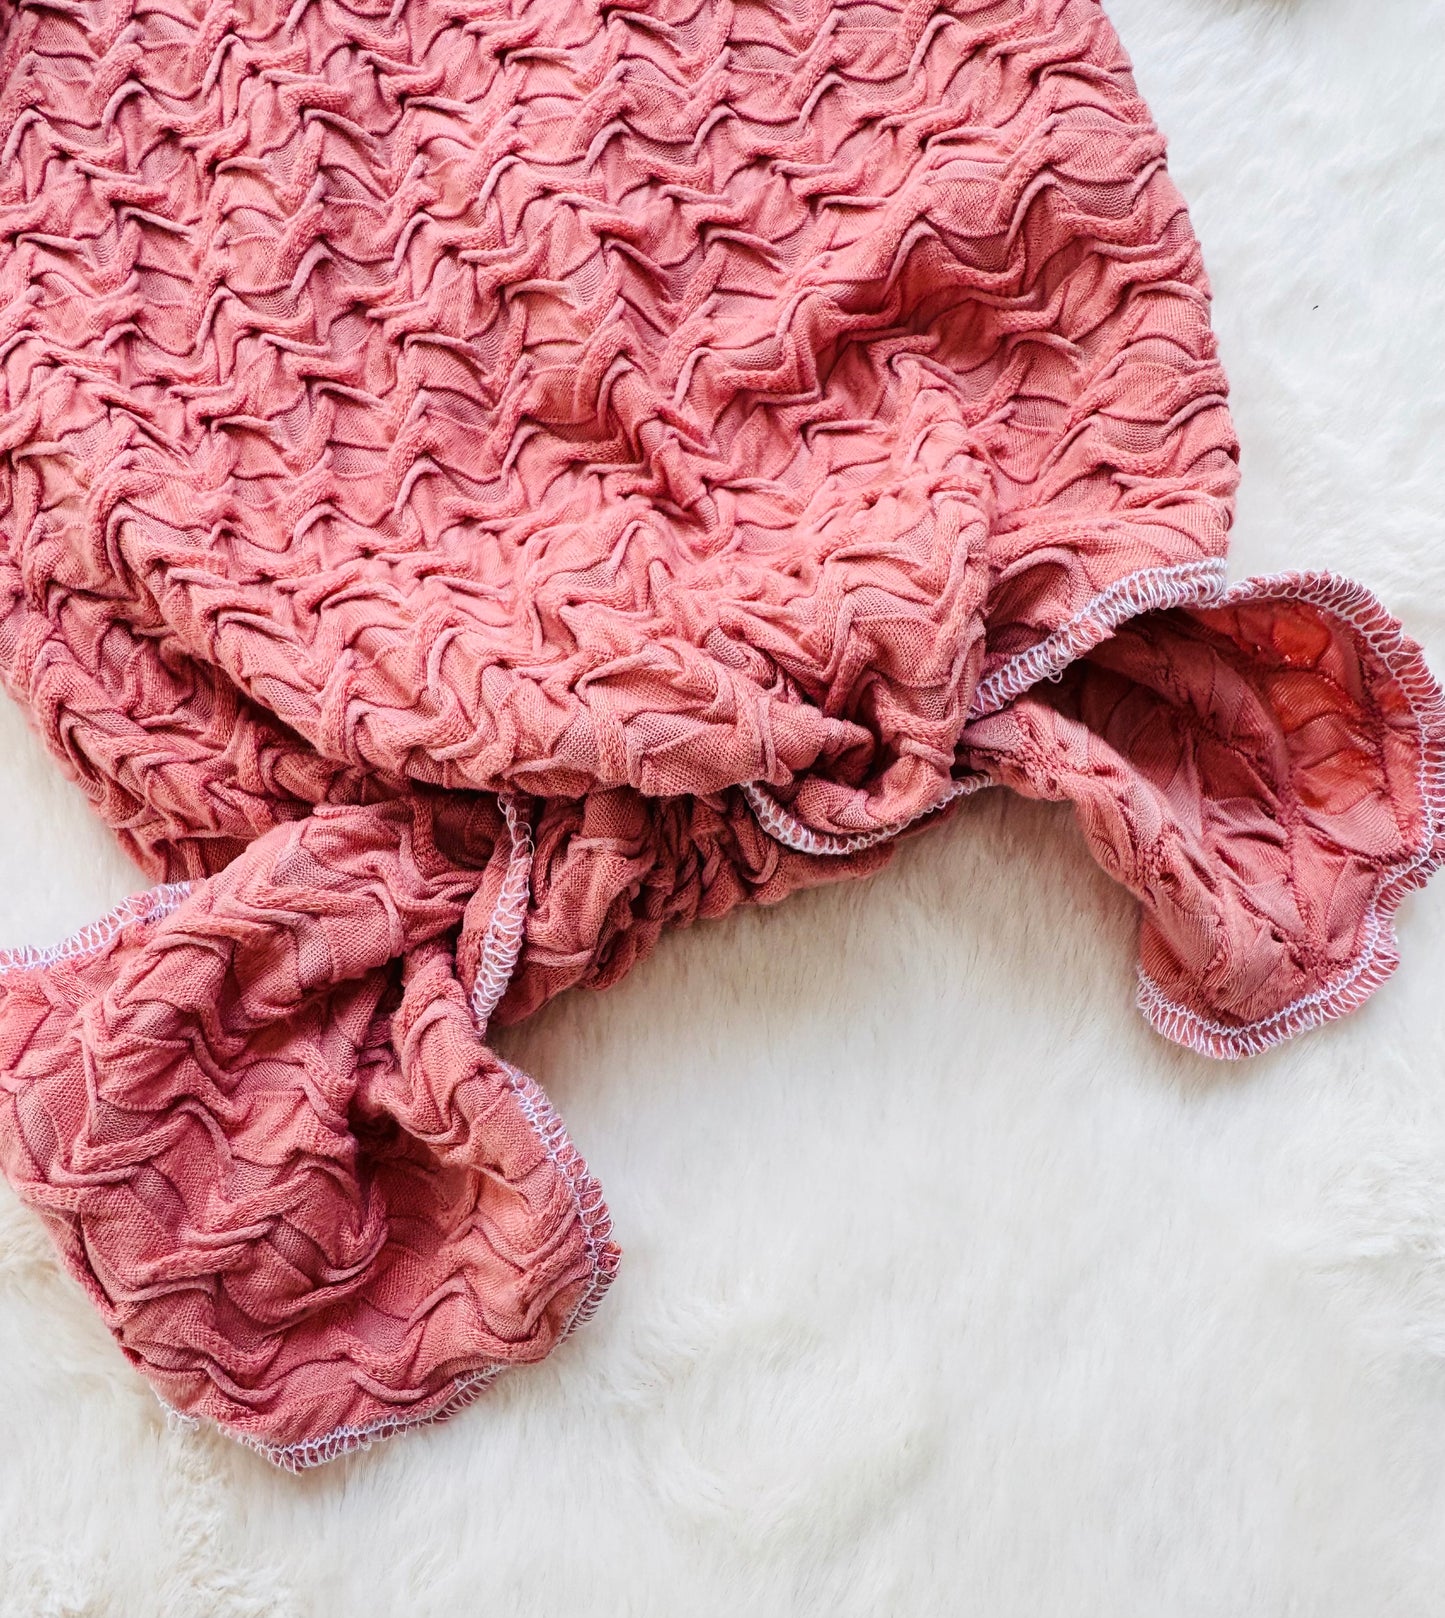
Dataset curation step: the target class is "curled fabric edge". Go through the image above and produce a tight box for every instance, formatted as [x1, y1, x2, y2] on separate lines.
[982, 570, 1445, 1059]
[748, 567, 1445, 1062]
[2, 566, 1442, 1473]
[1131, 573, 1445, 1058]
[223, 1055, 619, 1474]
[160, 1042, 618, 1474]
[0, 794, 620, 1473]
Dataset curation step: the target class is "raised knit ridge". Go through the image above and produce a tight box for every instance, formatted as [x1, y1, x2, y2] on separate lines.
[0, 0, 1439, 1467]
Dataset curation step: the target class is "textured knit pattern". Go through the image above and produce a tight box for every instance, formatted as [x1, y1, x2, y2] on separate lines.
[0, 0, 1441, 1463]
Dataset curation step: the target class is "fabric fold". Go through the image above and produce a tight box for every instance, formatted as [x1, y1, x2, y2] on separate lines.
[0, 0, 1442, 1467]
[961, 575, 1445, 1056]
[0, 800, 618, 1467]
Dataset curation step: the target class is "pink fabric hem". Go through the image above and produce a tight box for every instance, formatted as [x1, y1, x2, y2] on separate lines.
[1135, 571, 1445, 1059]
[0, 838, 619, 1474]
[222, 1060, 618, 1473]
[469, 793, 536, 1037]
[970, 557, 1230, 719]
[741, 772, 994, 856]
[0, 884, 195, 977]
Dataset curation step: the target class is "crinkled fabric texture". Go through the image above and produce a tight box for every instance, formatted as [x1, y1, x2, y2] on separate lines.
[0, 0, 1440, 1463]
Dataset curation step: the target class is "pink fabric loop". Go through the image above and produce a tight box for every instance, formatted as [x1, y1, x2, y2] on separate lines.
[0, 800, 617, 1464]
[961, 576, 1445, 1057]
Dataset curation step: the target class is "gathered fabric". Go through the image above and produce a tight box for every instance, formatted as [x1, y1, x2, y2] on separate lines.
[0, 0, 1440, 1467]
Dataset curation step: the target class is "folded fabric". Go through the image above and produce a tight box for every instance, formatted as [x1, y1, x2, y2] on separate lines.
[0, 0, 1439, 1466]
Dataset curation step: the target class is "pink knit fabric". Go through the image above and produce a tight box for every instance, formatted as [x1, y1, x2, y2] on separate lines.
[0, 0, 1441, 1465]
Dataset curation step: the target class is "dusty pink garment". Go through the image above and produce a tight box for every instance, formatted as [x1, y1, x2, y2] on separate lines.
[0, 0, 1440, 1466]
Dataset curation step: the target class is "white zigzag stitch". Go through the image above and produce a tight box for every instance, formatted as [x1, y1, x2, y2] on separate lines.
[468, 790, 535, 1038]
[969, 558, 1229, 718]
[742, 772, 993, 857]
[1134, 572, 1445, 1059]
[0, 882, 195, 975]
[742, 559, 1227, 859]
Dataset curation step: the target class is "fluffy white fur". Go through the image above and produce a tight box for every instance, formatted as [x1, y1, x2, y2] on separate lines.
[2, 2, 1443, 1611]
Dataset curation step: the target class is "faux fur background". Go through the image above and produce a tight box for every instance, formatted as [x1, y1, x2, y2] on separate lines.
[1, 1, 1443, 1611]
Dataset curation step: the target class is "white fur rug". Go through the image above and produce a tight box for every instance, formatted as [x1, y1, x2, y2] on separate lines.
[2, 2, 1443, 1612]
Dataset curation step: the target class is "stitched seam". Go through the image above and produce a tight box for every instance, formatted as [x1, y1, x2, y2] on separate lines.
[159, 1365, 509, 1473]
[469, 791, 535, 1037]
[1136, 572, 1445, 1059]
[744, 559, 1227, 858]
[0, 882, 195, 974]
[741, 771, 993, 857]
[3, 798, 616, 1473]
[498, 1058, 618, 1340]
[970, 558, 1228, 718]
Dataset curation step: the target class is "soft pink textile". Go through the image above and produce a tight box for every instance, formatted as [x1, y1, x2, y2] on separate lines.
[0, 0, 1440, 1465]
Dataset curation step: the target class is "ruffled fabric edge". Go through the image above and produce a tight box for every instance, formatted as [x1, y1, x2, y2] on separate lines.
[199, 1055, 619, 1474]
[0, 805, 621, 1474]
[743, 562, 1445, 1061]
[1132, 572, 1445, 1058]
